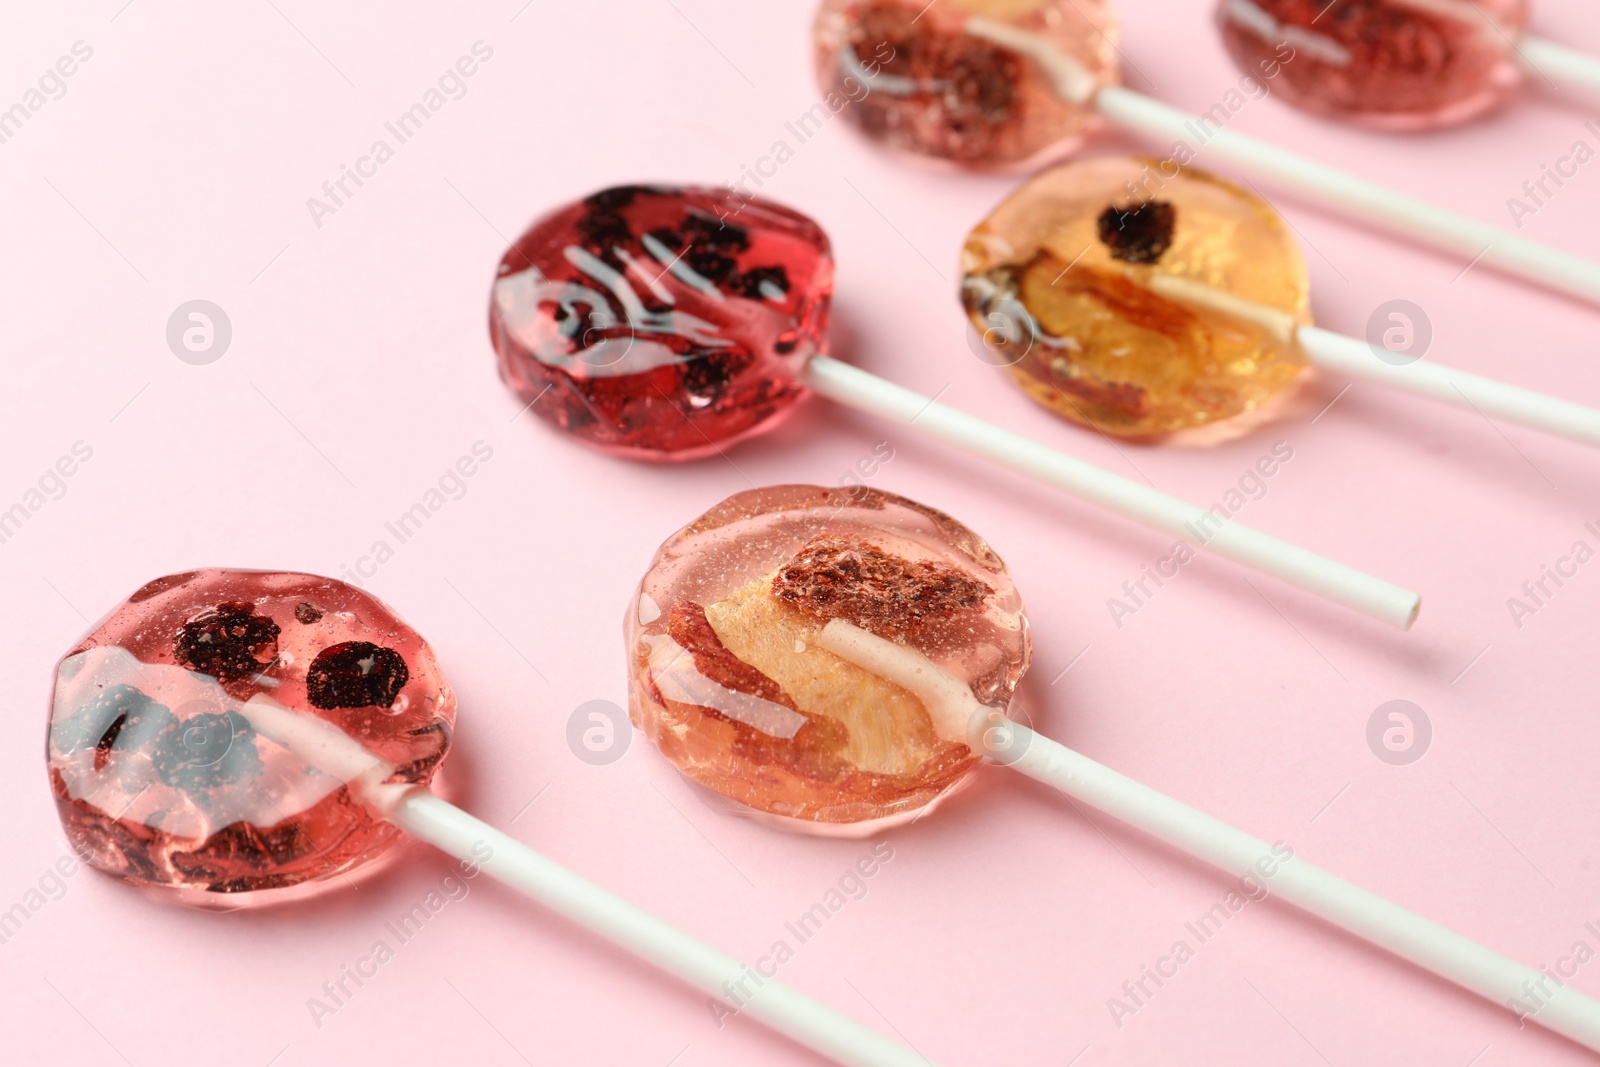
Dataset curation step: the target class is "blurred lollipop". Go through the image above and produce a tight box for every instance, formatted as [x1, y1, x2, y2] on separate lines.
[812, 0, 1600, 306]
[491, 184, 1420, 628]
[627, 484, 1600, 1052]
[1217, 0, 1600, 128]
[49, 569, 943, 1067]
[961, 155, 1600, 445]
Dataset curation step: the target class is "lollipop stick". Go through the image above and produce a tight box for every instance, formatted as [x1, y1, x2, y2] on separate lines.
[1297, 326, 1600, 447]
[803, 356, 1421, 629]
[1146, 275, 1600, 448]
[965, 18, 1600, 308]
[238, 696, 935, 1067]
[391, 793, 935, 1067]
[817, 623, 1600, 1054]
[1520, 36, 1600, 98]
[998, 725, 1600, 1051]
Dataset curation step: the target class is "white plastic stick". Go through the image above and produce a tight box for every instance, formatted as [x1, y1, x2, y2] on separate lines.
[238, 696, 934, 1067]
[391, 793, 935, 1067]
[802, 356, 1421, 629]
[816, 622, 1600, 1054]
[1520, 36, 1600, 98]
[1001, 726, 1600, 1051]
[1147, 274, 1600, 448]
[1297, 325, 1600, 447]
[965, 17, 1600, 308]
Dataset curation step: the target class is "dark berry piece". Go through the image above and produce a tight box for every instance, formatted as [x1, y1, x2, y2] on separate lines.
[306, 642, 410, 710]
[583, 185, 649, 213]
[1097, 201, 1177, 265]
[578, 211, 634, 256]
[772, 536, 993, 638]
[680, 349, 753, 402]
[175, 604, 281, 683]
[294, 603, 323, 625]
[153, 710, 261, 792]
[729, 266, 791, 300]
[679, 212, 750, 254]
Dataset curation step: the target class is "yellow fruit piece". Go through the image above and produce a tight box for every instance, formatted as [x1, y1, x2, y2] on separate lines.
[705, 574, 937, 777]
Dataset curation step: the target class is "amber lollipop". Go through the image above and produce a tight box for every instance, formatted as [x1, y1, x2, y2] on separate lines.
[49, 569, 939, 1067]
[812, 0, 1600, 307]
[491, 184, 1420, 628]
[627, 485, 1600, 1052]
[1216, 0, 1600, 129]
[961, 155, 1600, 445]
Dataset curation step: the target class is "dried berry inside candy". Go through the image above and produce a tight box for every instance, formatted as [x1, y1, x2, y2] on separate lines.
[961, 156, 1311, 438]
[812, 0, 1120, 169]
[771, 536, 993, 638]
[491, 185, 833, 461]
[1097, 201, 1176, 265]
[306, 642, 410, 710]
[628, 485, 1029, 829]
[175, 603, 281, 684]
[48, 569, 456, 907]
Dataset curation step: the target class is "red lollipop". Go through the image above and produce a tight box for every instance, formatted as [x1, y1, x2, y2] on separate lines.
[1216, 0, 1600, 128]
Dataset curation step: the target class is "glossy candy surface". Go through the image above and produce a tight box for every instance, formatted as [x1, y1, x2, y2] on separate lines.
[491, 185, 834, 461]
[48, 570, 454, 907]
[962, 156, 1312, 439]
[1216, 0, 1529, 129]
[627, 485, 1030, 831]
[813, 0, 1120, 168]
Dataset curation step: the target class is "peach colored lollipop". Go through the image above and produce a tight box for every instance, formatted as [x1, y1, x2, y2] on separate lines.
[628, 485, 1600, 1052]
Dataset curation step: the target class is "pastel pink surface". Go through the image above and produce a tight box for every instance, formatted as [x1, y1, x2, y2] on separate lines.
[2, 2, 1599, 1066]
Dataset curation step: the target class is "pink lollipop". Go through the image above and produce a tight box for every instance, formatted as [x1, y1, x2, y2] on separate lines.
[1217, 0, 1600, 128]
[490, 184, 1421, 628]
[628, 484, 1600, 1051]
[48, 569, 940, 1067]
[811, 0, 1600, 307]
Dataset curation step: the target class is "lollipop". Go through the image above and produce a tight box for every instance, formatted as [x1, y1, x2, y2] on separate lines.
[49, 569, 940, 1067]
[628, 485, 1600, 1050]
[491, 184, 1420, 628]
[961, 155, 1600, 445]
[1216, 0, 1600, 128]
[811, 0, 1600, 307]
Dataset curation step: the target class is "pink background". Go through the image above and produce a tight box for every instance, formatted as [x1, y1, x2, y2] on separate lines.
[4, 1, 1600, 1064]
